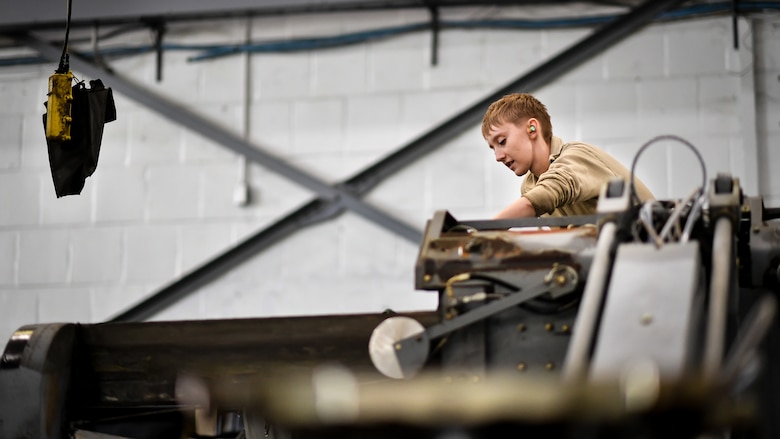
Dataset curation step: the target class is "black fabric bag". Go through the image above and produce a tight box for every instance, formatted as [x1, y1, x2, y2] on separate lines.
[43, 79, 117, 197]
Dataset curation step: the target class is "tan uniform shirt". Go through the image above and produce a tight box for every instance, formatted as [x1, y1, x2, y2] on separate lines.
[522, 136, 655, 217]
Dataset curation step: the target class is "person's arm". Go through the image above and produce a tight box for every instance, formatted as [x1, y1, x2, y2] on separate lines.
[493, 196, 536, 219]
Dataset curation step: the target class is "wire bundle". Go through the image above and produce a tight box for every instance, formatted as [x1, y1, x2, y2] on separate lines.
[630, 135, 708, 246]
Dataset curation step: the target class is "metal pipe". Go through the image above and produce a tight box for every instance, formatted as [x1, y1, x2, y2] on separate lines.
[428, 5, 440, 66]
[460, 214, 601, 230]
[732, 0, 740, 50]
[702, 217, 733, 379]
[561, 221, 617, 382]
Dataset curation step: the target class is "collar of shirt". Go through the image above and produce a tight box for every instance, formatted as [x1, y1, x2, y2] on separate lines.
[549, 135, 564, 163]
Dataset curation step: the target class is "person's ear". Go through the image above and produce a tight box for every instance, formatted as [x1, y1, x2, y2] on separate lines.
[527, 118, 539, 135]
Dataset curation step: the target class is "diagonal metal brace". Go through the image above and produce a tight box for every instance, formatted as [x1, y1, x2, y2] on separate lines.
[436, 271, 566, 342]
[109, 197, 345, 322]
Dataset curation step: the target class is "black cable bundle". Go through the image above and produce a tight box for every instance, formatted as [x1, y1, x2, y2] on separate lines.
[56, 0, 73, 73]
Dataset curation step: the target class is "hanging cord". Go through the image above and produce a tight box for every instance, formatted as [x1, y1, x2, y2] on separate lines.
[629, 135, 708, 246]
[56, 0, 74, 73]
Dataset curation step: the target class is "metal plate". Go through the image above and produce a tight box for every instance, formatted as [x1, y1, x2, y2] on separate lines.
[589, 242, 701, 380]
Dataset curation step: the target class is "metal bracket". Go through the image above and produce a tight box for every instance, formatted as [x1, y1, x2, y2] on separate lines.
[152, 22, 166, 82]
[732, 0, 740, 50]
[394, 267, 578, 376]
[708, 173, 741, 225]
[428, 5, 440, 66]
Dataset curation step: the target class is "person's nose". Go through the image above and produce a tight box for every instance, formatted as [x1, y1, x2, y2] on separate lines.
[494, 149, 505, 162]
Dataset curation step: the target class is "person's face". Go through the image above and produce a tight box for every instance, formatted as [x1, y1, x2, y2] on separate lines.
[485, 119, 537, 177]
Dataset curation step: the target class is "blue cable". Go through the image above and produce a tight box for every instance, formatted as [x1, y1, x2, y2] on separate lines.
[0, 56, 47, 67]
[189, 1, 780, 61]
[187, 22, 430, 61]
[2, 1, 779, 66]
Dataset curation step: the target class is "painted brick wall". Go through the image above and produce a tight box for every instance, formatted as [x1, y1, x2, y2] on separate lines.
[0, 8, 778, 343]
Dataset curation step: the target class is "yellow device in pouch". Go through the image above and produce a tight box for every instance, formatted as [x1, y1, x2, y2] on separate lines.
[45, 71, 74, 142]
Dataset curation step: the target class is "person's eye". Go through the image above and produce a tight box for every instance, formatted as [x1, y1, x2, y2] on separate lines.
[498, 139, 506, 146]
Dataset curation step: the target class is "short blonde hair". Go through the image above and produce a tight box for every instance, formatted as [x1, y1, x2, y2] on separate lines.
[481, 93, 553, 146]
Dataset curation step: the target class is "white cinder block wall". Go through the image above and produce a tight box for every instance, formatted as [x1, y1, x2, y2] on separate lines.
[1, 6, 779, 343]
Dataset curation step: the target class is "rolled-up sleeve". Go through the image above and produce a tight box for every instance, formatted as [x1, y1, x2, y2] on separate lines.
[523, 145, 616, 216]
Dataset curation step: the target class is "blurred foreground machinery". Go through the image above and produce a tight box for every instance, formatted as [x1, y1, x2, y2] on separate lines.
[1, 174, 780, 439]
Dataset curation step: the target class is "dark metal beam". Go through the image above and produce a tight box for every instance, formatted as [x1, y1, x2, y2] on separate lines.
[99, 0, 683, 322]
[17, 32, 421, 244]
[0, 1, 629, 33]
[343, 0, 689, 195]
[109, 198, 344, 322]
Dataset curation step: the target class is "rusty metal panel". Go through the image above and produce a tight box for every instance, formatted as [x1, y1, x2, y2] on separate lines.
[416, 212, 598, 290]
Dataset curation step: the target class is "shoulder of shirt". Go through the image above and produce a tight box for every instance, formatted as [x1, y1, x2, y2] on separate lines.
[553, 139, 599, 160]
[561, 139, 595, 151]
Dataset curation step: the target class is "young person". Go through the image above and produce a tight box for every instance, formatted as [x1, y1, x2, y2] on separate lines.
[482, 93, 654, 219]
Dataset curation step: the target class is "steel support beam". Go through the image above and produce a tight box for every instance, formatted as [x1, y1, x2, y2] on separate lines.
[343, 0, 688, 195]
[0, 1, 630, 32]
[17, 32, 421, 244]
[34, 0, 684, 321]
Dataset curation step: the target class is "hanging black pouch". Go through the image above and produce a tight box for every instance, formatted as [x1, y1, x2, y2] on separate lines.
[42, 79, 116, 197]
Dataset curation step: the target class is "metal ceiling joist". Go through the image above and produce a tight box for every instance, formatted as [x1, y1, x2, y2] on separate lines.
[22, 0, 684, 322]
[1, 0, 639, 32]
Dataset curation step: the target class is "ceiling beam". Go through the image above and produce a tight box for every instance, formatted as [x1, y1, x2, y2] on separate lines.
[1, 0, 635, 32]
